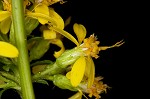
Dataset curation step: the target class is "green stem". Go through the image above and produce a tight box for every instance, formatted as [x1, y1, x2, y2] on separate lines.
[11, 0, 35, 99]
[32, 63, 64, 81]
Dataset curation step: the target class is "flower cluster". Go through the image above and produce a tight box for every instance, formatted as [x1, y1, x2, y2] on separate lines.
[0, 0, 124, 99]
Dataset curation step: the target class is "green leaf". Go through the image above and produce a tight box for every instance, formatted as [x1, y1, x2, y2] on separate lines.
[25, 17, 39, 35]
[2, 64, 18, 77]
[31, 60, 53, 67]
[2, 65, 10, 72]
[34, 80, 49, 85]
[0, 57, 12, 65]
[27, 37, 42, 50]
[32, 65, 47, 74]
[29, 38, 50, 61]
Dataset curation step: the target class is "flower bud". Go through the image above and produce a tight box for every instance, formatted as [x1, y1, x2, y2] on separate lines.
[53, 74, 78, 91]
[56, 47, 83, 68]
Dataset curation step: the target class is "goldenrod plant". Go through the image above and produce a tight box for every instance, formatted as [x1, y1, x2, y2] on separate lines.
[0, 0, 124, 99]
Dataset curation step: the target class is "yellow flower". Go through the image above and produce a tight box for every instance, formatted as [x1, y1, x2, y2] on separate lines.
[68, 76, 109, 99]
[38, 7, 65, 58]
[27, 4, 79, 58]
[27, 2, 79, 46]
[0, 41, 19, 58]
[86, 76, 109, 99]
[66, 23, 125, 88]
[33, 0, 64, 25]
[75, 76, 109, 99]
[66, 23, 95, 88]
[0, 0, 11, 34]
[0, 0, 30, 34]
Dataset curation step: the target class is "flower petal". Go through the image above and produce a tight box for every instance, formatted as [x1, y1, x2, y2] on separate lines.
[0, 41, 19, 58]
[86, 56, 95, 88]
[34, 4, 49, 24]
[0, 17, 11, 34]
[43, 29, 56, 39]
[66, 71, 71, 79]
[51, 27, 79, 46]
[26, 11, 57, 26]
[49, 8, 64, 29]
[51, 39, 65, 58]
[0, 11, 11, 22]
[71, 56, 86, 87]
[73, 23, 86, 44]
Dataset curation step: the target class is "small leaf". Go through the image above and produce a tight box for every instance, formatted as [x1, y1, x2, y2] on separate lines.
[2, 65, 11, 72]
[0, 57, 12, 65]
[32, 65, 47, 74]
[29, 38, 50, 61]
[31, 60, 53, 67]
[27, 37, 42, 50]
[0, 80, 5, 84]
[71, 56, 86, 87]
[25, 17, 39, 35]
[35, 80, 49, 85]
[2, 64, 18, 76]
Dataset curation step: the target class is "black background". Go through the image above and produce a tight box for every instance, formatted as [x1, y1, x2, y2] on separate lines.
[1, 0, 130, 99]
